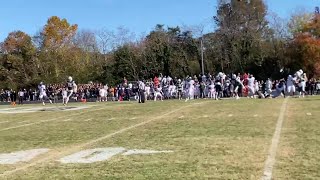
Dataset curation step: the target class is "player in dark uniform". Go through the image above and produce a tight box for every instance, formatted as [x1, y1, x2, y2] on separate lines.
[233, 74, 244, 100]
[47, 85, 55, 103]
[215, 80, 222, 100]
[138, 80, 146, 103]
[177, 79, 183, 100]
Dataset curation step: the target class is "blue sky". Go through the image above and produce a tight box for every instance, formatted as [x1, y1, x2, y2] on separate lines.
[0, 0, 318, 41]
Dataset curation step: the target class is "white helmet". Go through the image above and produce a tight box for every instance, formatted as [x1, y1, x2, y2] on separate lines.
[68, 76, 73, 82]
[232, 74, 236, 79]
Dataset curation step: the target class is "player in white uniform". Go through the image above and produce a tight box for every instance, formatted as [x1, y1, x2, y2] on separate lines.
[99, 88, 107, 102]
[265, 78, 272, 98]
[247, 74, 255, 98]
[62, 88, 68, 105]
[286, 75, 296, 97]
[38, 82, 52, 106]
[295, 69, 303, 79]
[234, 76, 244, 100]
[208, 81, 216, 99]
[154, 85, 163, 101]
[64, 76, 77, 106]
[299, 73, 307, 98]
[185, 79, 195, 102]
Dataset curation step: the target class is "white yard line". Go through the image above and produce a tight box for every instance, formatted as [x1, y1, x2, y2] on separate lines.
[0, 121, 9, 124]
[63, 119, 72, 122]
[18, 121, 29, 124]
[84, 119, 92, 122]
[0, 101, 206, 177]
[261, 98, 289, 180]
[0, 105, 130, 132]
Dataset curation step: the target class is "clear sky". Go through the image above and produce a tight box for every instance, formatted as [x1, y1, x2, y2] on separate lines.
[0, 0, 319, 41]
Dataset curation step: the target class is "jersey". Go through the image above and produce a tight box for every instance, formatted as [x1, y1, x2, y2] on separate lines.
[287, 76, 296, 86]
[138, 81, 145, 91]
[266, 80, 272, 89]
[62, 90, 68, 98]
[248, 77, 255, 88]
[208, 84, 215, 91]
[38, 85, 46, 94]
[38, 84, 47, 98]
[177, 82, 183, 91]
[235, 78, 241, 88]
[66, 81, 74, 91]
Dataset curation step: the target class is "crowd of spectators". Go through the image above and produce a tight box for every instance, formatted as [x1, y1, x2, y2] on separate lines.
[1, 73, 320, 104]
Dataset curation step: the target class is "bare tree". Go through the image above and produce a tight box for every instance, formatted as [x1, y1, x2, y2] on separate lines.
[96, 28, 115, 55]
[74, 29, 98, 52]
[114, 26, 136, 47]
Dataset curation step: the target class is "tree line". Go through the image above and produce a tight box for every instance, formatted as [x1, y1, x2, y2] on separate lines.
[1, 0, 320, 89]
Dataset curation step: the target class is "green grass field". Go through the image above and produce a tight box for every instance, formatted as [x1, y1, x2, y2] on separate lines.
[0, 97, 319, 180]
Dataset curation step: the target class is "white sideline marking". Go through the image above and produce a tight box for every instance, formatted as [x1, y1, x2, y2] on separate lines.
[0, 106, 90, 114]
[59, 148, 125, 164]
[261, 98, 288, 180]
[0, 121, 9, 124]
[0, 102, 205, 177]
[0, 105, 130, 132]
[122, 149, 173, 156]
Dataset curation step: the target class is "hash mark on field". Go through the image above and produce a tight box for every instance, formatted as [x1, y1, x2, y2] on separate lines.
[0, 121, 9, 124]
[18, 120, 29, 124]
[203, 115, 209, 118]
[254, 114, 258, 117]
[0, 101, 207, 177]
[107, 118, 115, 121]
[84, 119, 92, 122]
[63, 119, 72, 122]
[178, 116, 184, 119]
[228, 114, 233, 117]
[306, 112, 312, 116]
[261, 98, 288, 180]
[130, 117, 137, 120]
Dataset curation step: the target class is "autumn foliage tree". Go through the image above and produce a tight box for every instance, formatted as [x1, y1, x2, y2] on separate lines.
[42, 16, 78, 49]
[0, 31, 37, 88]
[38, 16, 78, 82]
[289, 11, 320, 77]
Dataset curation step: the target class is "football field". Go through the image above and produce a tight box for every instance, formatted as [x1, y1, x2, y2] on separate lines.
[0, 97, 319, 179]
